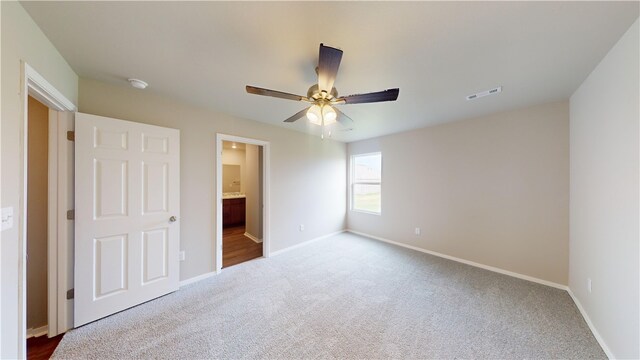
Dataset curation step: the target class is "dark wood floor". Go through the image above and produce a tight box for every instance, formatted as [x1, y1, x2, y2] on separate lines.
[223, 225, 263, 268]
[27, 334, 64, 360]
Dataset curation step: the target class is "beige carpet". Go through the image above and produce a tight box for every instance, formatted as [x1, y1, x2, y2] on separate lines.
[53, 232, 605, 359]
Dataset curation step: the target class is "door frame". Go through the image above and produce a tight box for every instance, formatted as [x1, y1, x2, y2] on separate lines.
[19, 61, 76, 357]
[215, 134, 270, 272]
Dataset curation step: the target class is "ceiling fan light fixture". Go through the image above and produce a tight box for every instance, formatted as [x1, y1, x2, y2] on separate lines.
[322, 105, 337, 125]
[307, 104, 338, 126]
[306, 104, 322, 125]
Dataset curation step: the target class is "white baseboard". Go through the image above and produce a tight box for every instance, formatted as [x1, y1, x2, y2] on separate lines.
[244, 232, 262, 243]
[346, 230, 568, 290]
[179, 271, 217, 287]
[26, 325, 48, 339]
[269, 230, 346, 257]
[567, 289, 614, 359]
[179, 230, 346, 285]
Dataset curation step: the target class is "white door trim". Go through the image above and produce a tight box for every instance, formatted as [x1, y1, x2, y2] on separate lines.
[215, 134, 270, 273]
[53, 111, 75, 335]
[47, 109, 59, 335]
[19, 61, 76, 358]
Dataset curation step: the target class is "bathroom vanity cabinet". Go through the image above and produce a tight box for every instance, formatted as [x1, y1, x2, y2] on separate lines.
[223, 197, 246, 227]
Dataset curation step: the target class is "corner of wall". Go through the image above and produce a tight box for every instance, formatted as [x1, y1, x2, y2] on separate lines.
[568, 17, 639, 359]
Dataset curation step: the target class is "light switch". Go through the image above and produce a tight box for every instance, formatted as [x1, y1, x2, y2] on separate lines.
[1, 207, 14, 231]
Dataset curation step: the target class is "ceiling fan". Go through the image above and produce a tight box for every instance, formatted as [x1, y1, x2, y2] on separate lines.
[246, 43, 399, 138]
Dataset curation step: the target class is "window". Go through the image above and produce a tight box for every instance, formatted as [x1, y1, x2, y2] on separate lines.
[351, 152, 382, 214]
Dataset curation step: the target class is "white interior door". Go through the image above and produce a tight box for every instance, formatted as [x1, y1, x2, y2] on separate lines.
[74, 112, 180, 327]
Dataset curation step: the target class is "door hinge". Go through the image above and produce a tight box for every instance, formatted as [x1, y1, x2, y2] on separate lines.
[67, 131, 75, 141]
[66, 288, 74, 300]
[66, 210, 74, 220]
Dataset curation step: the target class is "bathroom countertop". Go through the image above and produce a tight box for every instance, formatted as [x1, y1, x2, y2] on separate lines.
[223, 193, 246, 199]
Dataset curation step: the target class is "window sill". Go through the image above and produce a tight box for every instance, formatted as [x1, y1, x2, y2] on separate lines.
[350, 209, 381, 216]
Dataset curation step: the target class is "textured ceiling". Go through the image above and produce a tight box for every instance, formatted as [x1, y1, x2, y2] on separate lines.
[22, 1, 639, 142]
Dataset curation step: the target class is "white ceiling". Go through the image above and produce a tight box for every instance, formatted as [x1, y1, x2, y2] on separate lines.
[22, 1, 638, 142]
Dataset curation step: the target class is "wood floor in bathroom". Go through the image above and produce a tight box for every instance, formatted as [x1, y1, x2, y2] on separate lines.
[27, 333, 64, 359]
[223, 226, 263, 268]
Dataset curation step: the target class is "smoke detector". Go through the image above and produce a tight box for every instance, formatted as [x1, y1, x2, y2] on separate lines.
[128, 78, 148, 89]
[466, 86, 502, 100]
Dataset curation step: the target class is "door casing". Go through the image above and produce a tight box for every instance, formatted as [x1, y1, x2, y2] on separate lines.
[18, 61, 76, 358]
[215, 134, 270, 272]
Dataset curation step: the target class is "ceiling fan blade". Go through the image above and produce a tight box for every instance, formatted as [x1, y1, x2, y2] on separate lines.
[317, 44, 343, 93]
[284, 107, 311, 123]
[246, 85, 308, 102]
[336, 88, 400, 104]
[335, 108, 354, 126]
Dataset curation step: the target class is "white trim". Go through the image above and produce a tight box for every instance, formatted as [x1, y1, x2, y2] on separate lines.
[269, 230, 346, 257]
[25, 64, 76, 112]
[244, 232, 262, 243]
[567, 289, 614, 359]
[19, 61, 76, 359]
[26, 326, 49, 339]
[216, 134, 271, 274]
[56, 111, 74, 334]
[47, 109, 58, 338]
[350, 208, 382, 216]
[346, 230, 568, 290]
[179, 271, 218, 288]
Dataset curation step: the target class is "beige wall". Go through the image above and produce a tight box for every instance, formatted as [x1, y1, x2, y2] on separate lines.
[348, 101, 570, 285]
[26, 97, 49, 330]
[78, 77, 347, 281]
[245, 144, 263, 239]
[1, 3, 78, 357]
[569, 18, 639, 359]
[222, 165, 241, 193]
[221, 146, 245, 193]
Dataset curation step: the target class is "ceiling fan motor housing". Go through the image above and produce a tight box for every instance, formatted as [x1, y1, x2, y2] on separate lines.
[307, 84, 338, 101]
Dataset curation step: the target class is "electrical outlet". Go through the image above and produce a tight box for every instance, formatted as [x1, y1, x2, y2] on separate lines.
[299, 224, 305, 232]
[179, 251, 186, 261]
[415, 227, 421, 236]
[1, 207, 14, 231]
[587, 278, 592, 293]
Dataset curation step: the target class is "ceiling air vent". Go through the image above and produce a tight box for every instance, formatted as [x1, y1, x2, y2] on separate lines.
[466, 86, 502, 101]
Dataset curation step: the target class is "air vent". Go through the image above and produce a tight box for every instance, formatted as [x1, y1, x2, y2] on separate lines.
[466, 86, 502, 101]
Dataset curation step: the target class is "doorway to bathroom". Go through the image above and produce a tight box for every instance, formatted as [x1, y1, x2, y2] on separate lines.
[216, 135, 269, 271]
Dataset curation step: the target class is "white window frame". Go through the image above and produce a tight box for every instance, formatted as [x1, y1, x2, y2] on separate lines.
[350, 152, 382, 215]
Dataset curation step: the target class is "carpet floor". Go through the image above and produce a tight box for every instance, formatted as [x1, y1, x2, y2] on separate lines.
[53, 232, 605, 359]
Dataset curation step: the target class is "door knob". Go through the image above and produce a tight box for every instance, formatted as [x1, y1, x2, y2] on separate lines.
[169, 216, 177, 223]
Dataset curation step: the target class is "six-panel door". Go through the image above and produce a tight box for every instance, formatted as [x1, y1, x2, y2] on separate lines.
[74, 112, 180, 327]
